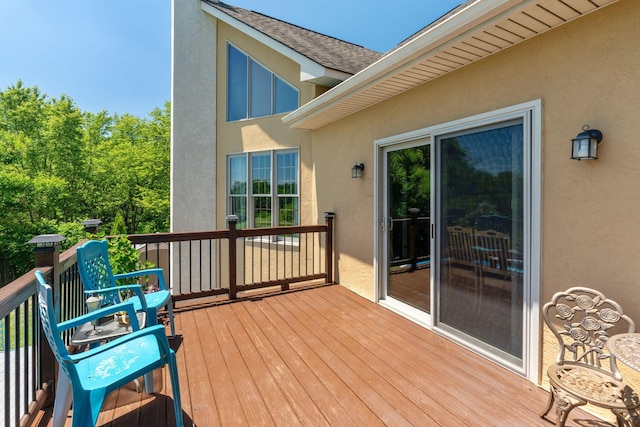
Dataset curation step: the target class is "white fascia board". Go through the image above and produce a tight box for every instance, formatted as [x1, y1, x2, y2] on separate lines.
[201, 2, 333, 83]
[301, 67, 351, 84]
[282, 0, 526, 128]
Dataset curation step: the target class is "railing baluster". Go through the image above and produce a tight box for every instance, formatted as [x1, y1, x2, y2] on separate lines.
[4, 316, 10, 427]
[14, 307, 20, 427]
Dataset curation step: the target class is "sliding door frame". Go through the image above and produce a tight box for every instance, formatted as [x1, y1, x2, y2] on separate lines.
[373, 99, 542, 380]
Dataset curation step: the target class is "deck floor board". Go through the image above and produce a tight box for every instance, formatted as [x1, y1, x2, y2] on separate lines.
[37, 284, 612, 427]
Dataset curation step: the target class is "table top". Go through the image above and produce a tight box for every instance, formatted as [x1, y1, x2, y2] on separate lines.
[70, 312, 146, 346]
[606, 333, 640, 372]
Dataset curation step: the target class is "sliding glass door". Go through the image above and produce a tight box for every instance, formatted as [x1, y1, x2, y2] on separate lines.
[379, 106, 535, 371]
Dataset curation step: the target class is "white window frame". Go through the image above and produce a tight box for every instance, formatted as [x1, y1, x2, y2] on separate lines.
[227, 148, 300, 234]
[226, 42, 300, 122]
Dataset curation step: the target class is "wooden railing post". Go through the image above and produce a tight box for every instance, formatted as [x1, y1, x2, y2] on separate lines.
[27, 234, 65, 323]
[324, 212, 335, 284]
[227, 215, 238, 299]
[27, 234, 66, 410]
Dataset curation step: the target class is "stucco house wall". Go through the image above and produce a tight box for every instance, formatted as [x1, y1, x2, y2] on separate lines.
[172, 0, 218, 233]
[307, 0, 640, 399]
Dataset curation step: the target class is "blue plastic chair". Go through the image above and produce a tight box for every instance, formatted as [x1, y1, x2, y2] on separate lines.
[76, 239, 176, 337]
[35, 270, 184, 427]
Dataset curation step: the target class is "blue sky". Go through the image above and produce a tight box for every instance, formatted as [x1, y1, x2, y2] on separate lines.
[0, 0, 461, 118]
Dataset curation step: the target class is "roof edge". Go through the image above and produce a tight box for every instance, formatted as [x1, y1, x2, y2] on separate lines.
[282, 0, 524, 129]
[201, 1, 346, 83]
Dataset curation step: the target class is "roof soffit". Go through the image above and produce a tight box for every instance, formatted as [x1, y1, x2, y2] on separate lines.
[283, 0, 621, 130]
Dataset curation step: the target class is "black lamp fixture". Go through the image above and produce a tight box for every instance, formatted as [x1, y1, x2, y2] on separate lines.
[571, 125, 603, 160]
[352, 163, 365, 178]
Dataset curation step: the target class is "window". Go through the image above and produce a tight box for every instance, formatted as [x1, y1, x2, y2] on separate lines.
[227, 150, 299, 229]
[227, 43, 299, 122]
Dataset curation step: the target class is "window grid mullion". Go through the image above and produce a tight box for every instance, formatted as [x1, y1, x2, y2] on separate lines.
[271, 150, 277, 227]
[246, 58, 251, 120]
[247, 153, 253, 228]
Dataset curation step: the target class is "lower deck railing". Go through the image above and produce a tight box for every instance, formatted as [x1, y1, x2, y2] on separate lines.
[0, 213, 335, 427]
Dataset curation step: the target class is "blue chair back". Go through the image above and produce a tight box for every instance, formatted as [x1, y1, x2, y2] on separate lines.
[35, 270, 72, 379]
[76, 240, 121, 305]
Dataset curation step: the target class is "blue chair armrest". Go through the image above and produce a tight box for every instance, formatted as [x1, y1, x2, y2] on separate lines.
[68, 324, 171, 362]
[57, 302, 140, 332]
[113, 268, 167, 291]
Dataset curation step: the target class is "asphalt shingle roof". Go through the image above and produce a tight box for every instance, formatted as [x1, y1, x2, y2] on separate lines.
[203, 1, 384, 75]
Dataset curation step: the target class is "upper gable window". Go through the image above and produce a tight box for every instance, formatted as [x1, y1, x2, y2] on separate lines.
[227, 43, 299, 122]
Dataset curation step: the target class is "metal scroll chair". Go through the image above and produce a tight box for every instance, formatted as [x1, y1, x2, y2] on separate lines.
[541, 287, 640, 426]
[77, 239, 175, 337]
[35, 270, 184, 427]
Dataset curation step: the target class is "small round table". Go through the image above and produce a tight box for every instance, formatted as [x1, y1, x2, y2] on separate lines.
[607, 333, 640, 372]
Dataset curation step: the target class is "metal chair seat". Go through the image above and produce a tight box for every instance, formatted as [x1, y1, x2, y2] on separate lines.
[546, 362, 639, 409]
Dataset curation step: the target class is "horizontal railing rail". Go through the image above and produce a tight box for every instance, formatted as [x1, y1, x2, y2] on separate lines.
[129, 213, 335, 301]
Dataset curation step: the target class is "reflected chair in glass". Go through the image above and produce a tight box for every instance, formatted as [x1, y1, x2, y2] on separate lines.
[473, 229, 513, 306]
[76, 239, 175, 337]
[446, 226, 480, 306]
[35, 270, 184, 427]
[541, 287, 640, 426]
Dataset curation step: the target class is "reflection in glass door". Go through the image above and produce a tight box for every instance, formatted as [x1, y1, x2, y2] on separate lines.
[385, 143, 431, 312]
[437, 119, 524, 361]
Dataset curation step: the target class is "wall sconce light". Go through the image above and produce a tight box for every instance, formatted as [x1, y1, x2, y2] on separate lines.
[352, 163, 365, 178]
[571, 125, 603, 160]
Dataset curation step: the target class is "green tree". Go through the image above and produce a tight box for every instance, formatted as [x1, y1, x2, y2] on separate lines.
[0, 81, 171, 285]
[110, 211, 127, 235]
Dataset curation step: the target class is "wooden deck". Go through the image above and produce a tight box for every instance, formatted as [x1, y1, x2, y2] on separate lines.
[35, 283, 611, 426]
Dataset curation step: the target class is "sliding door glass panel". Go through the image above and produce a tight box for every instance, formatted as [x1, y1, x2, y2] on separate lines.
[387, 144, 431, 312]
[438, 120, 524, 359]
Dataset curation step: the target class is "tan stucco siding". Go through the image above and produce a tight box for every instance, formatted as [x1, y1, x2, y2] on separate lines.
[310, 0, 640, 343]
[215, 22, 315, 229]
[307, 1, 640, 410]
[171, 0, 219, 233]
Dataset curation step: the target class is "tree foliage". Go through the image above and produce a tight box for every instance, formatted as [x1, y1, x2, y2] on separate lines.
[0, 81, 170, 285]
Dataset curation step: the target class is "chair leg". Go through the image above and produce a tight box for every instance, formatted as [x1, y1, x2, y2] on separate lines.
[168, 351, 184, 427]
[475, 269, 482, 310]
[540, 387, 555, 421]
[541, 384, 586, 427]
[72, 389, 107, 427]
[613, 408, 640, 427]
[167, 299, 176, 337]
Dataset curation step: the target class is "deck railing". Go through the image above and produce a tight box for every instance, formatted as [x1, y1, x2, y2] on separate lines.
[0, 213, 335, 426]
[0, 241, 83, 427]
